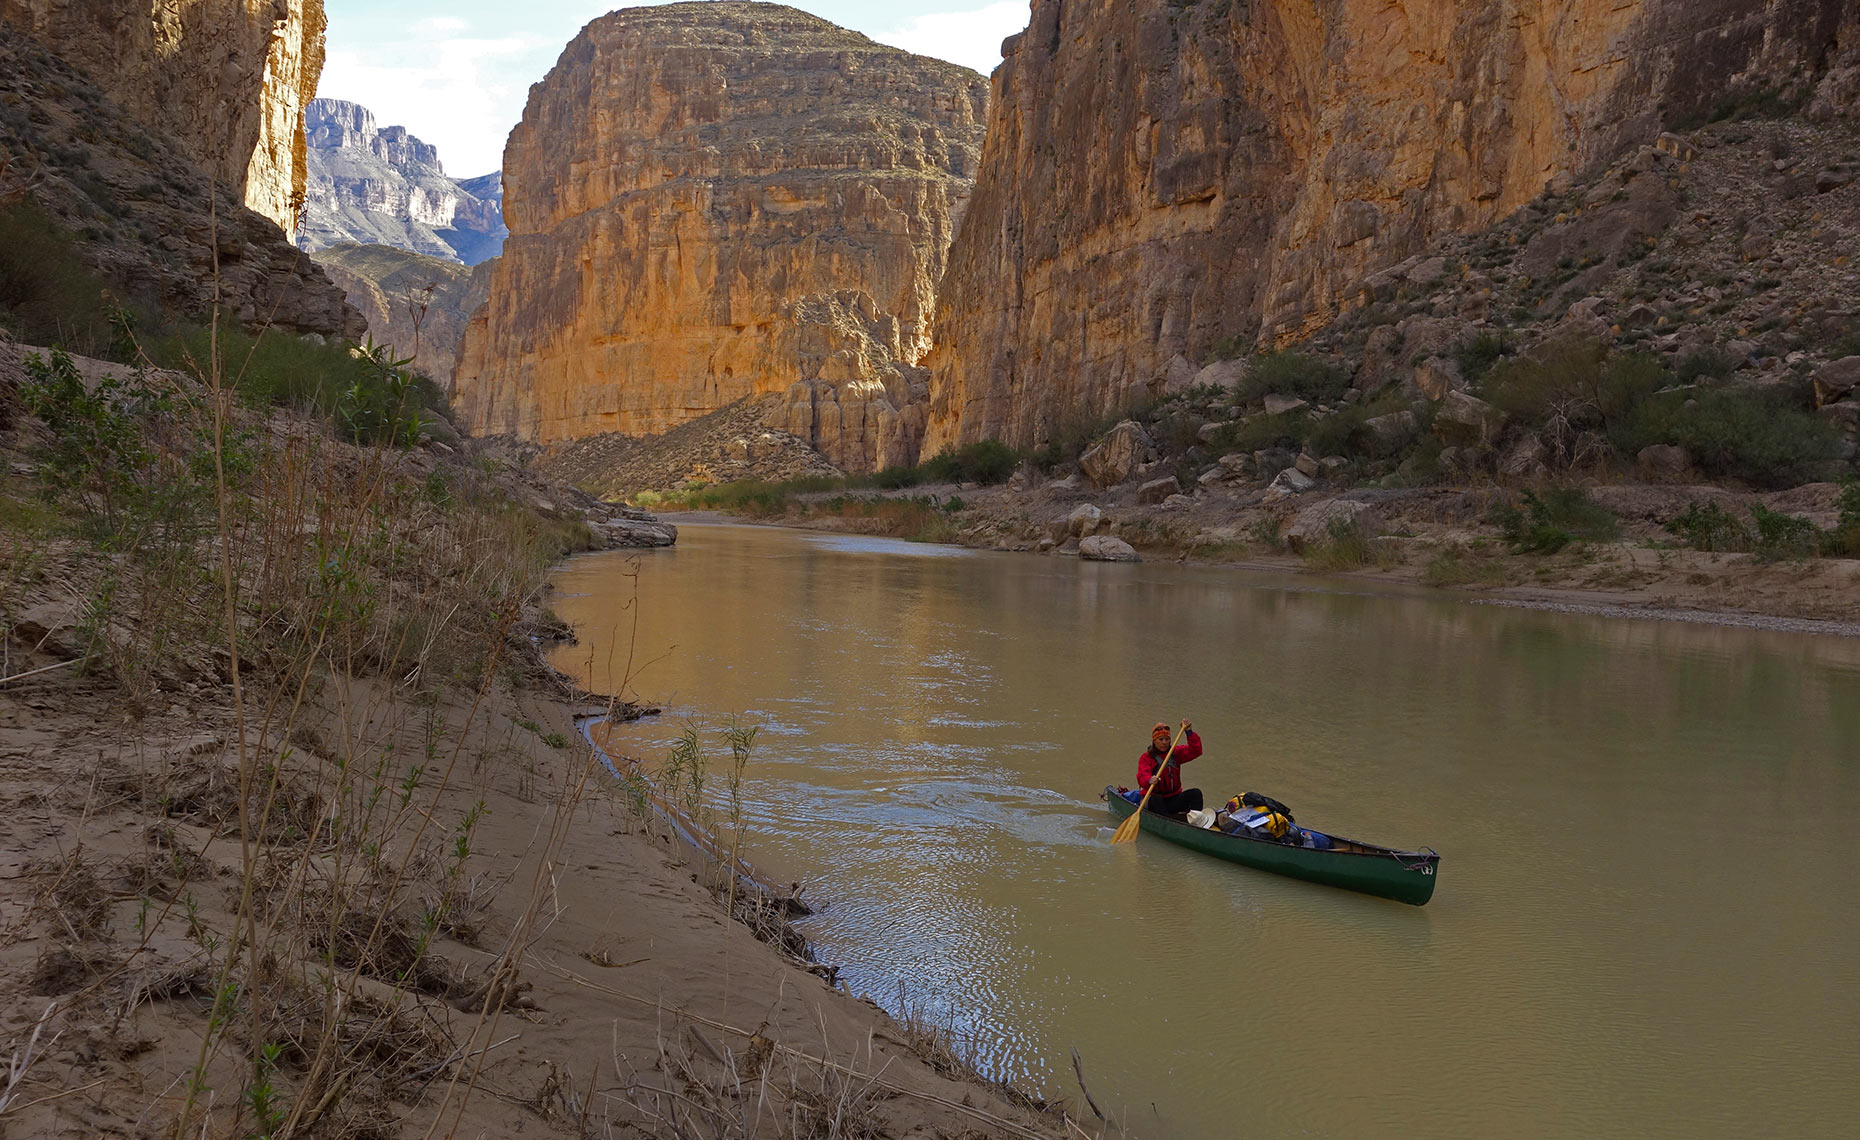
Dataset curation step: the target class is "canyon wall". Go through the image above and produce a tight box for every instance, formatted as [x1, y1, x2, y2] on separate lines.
[299, 99, 507, 265]
[0, 24, 360, 338]
[451, 2, 987, 472]
[925, 0, 1857, 453]
[0, 0, 326, 231]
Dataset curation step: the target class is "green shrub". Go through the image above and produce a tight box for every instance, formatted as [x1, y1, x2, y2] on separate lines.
[1664, 501, 1753, 552]
[919, 439, 1020, 485]
[147, 329, 445, 446]
[1823, 485, 1860, 558]
[1239, 351, 1350, 404]
[1456, 331, 1515, 384]
[1675, 347, 1735, 384]
[0, 202, 124, 358]
[1749, 504, 1821, 562]
[1613, 387, 1839, 489]
[1490, 488, 1618, 554]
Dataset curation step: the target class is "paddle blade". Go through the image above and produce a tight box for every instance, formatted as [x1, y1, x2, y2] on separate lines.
[1110, 808, 1143, 844]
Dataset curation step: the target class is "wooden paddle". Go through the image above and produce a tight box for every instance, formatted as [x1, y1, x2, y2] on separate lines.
[1110, 721, 1189, 845]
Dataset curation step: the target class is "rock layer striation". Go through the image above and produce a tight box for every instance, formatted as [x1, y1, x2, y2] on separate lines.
[299, 99, 507, 265]
[0, 0, 327, 231]
[925, 0, 1857, 453]
[452, 2, 987, 472]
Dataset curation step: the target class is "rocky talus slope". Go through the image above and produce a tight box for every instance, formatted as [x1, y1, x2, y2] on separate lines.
[452, 1, 987, 473]
[0, 0, 326, 231]
[311, 243, 488, 383]
[0, 25, 360, 339]
[925, 0, 1860, 454]
[299, 99, 507, 265]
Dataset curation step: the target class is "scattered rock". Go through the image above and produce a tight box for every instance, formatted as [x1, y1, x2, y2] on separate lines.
[1812, 357, 1860, 407]
[1499, 436, 1548, 479]
[1434, 391, 1507, 446]
[1364, 410, 1420, 453]
[1079, 535, 1141, 562]
[593, 508, 679, 548]
[1192, 358, 1248, 391]
[1263, 467, 1319, 500]
[1159, 353, 1201, 395]
[1065, 504, 1104, 537]
[1283, 499, 1383, 553]
[1078, 421, 1158, 487]
[1411, 356, 1463, 401]
[1815, 168, 1856, 194]
[1136, 476, 1179, 505]
[1637, 444, 1694, 483]
[1160, 493, 1193, 510]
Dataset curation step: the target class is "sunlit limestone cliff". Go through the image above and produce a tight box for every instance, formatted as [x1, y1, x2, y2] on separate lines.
[924, 0, 1860, 453]
[451, 2, 987, 472]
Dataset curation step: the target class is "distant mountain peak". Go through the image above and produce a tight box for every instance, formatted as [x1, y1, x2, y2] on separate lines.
[298, 97, 507, 266]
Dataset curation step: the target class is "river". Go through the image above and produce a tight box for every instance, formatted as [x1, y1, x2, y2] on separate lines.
[547, 521, 1860, 1139]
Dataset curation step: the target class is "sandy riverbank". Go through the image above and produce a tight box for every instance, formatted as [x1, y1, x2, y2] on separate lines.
[0, 650, 1067, 1139]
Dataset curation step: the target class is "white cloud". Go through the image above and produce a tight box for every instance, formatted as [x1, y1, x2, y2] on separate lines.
[318, 33, 539, 177]
[871, 1, 1028, 76]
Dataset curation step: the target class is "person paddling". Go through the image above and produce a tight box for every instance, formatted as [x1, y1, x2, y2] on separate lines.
[1137, 720, 1203, 816]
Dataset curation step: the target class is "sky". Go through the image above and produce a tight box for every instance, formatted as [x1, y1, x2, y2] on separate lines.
[320, 1, 1030, 178]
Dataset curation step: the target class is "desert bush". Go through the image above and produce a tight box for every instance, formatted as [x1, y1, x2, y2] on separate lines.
[1490, 487, 1619, 554]
[1238, 351, 1350, 404]
[0, 202, 123, 358]
[1456, 330, 1515, 384]
[1664, 501, 1753, 552]
[1613, 387, 1840, 488]
[1749, 503, 1821, 562]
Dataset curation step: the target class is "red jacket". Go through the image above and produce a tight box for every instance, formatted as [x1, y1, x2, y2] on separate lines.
[1137, 731, 1201, 797]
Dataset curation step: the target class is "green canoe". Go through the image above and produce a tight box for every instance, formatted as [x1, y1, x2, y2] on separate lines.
[1104, 787, 1440, 906]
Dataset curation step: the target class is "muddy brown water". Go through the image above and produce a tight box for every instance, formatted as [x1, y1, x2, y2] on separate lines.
[548, 522, 1860, 1139]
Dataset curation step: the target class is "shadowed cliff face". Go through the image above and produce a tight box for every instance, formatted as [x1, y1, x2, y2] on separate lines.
[452, 2, 987, 473]
[0, 0, 327, 232]
[924, 0, 1855, 454]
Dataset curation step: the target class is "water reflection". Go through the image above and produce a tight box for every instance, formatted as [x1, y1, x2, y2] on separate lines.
[552, 523, 1860, 1139]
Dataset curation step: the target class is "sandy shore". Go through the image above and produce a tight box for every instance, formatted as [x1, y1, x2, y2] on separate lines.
[0, 630, 1069, 1139]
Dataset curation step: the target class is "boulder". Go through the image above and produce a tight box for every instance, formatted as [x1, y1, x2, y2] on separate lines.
[1499, 436, 1548, 479]
[1812, 356, 1860, 407]
[1293, 453, 1321, 478]
[1817, 401, 1859, 434]
[1136, 476, 1179, 505]
[1637, 444, 1694, 482]
[1434, 391, 1507, 446]
[1263, 467, 1318, 501]
[1262, 394, 1308, 416]
[1065, 503, 1104, 537]
[1159, 353, 1200, 395]
[1193, 358, 1249, 391]
[1078, 421, 1158, 487]
[1197, 421, 1226, 443]
[1283, 499, 1383, 553]
[1160, 494, 1193, 510]
[1364, 410, 1420, 453]
[1079, 535, 1141, 562]
[1411, 356, 1464, 402]
[596, 510, 679, 548]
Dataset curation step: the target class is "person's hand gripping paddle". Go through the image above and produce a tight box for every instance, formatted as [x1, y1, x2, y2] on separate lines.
[1111, 721, 1190, 844]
